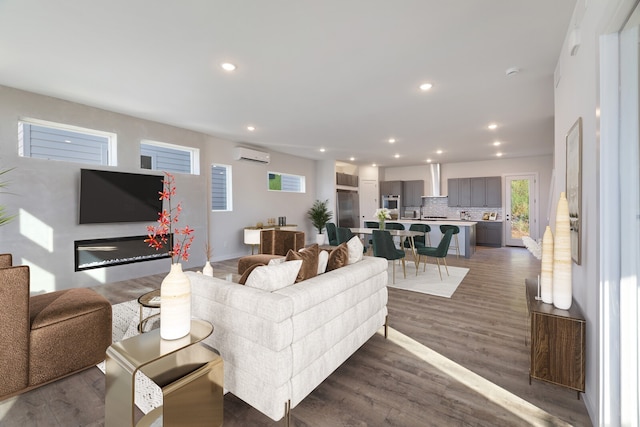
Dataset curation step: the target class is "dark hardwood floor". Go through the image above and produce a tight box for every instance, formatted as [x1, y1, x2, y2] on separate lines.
[0, 246, 592, 426]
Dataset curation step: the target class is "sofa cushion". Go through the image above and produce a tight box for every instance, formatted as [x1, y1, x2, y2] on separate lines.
[346, 236, 364, 264]
[244, 260, 302, 292]
[286, 244, 319, 283]
[326, 243, 349, 271]
[238, 263, 265, 285]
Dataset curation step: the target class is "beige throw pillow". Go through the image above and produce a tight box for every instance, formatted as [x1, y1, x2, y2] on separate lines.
[244, 260, 302, 291]
[317, 250, 329, 274]
[346, 236, 364, 264]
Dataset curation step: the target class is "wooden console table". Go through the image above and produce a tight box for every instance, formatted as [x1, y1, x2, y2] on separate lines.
[105, 319, 223, 426]
[525, 278, 585, 398]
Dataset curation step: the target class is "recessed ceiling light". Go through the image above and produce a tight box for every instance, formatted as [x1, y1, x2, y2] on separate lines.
[493, 141, 501, 146]
[426, 158, 432, 163]
[372, 163, 377, 167]
[488, 123, 498, 130]
[388, 138, 396, 144]
[419, 83, 433, 91]
[320, 148, 326, 152]
[436, 150, 443, 154]
[349, 157, 355, 161]
[221, 62, 236, 71]
[247, 125, 255, 131]
[394, 154, 400, 158]
[496, 152, 503, 157]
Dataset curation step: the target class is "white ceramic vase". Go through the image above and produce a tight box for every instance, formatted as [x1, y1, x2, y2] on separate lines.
[541, 225, 554, 304]
[316, 233, 325, 245]
[552, 192, 572, 310]
[202, 260, 214, 277]
[160, 263, 191, 340]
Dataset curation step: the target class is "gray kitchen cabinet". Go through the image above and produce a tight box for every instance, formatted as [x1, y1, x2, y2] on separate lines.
[448, 178, 470, 207]
[470, 176, 502, 207]
[476, 221, 502, 247]
[402, 180, 424, 207]
[380, 180, 403, 197]
[336, 172, 358, 187]
[451, 176, 501, 207]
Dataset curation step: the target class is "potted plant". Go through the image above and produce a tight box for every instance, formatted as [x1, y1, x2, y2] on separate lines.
[307, 199, 333, 244]
[0, 167, 15, 227]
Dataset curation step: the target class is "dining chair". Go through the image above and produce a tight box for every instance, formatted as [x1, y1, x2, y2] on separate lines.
[325, 223, 339, 246]
[372, 230, 406, 284]
[416, 228, 454, 280]
[363, 221, 379, 251]
[336, 227, 355, 244]
[439, 225, 460, 257]
[403, 223, 431, 250]
[383, 222, 405, 230]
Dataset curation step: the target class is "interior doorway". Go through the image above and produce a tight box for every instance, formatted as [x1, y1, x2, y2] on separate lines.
[504, 174, 538, 246]
[359, 180, 378, 228]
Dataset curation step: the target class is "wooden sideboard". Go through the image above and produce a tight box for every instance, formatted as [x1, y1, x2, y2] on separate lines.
[525, 278, 585, 398]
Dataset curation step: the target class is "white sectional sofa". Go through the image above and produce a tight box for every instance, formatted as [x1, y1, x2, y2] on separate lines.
[186, 255, 388, 422]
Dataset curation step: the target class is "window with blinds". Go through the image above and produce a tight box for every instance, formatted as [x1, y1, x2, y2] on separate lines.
[211, 164, 232, 211]
[140, 140, 199, 175]
[268, 172, 305, 193]
[18, 120, 115, 165]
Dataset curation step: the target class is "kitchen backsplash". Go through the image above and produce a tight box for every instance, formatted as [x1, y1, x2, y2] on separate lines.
[405, 197, 504, 221]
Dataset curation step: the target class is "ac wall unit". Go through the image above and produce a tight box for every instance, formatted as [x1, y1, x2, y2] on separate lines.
[233, 147, 270, 164]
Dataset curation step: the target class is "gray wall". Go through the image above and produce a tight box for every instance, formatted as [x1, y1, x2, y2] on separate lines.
[0, 85, 317, 293]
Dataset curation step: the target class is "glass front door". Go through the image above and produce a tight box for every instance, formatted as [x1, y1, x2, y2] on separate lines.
[505, 174, 536, 246]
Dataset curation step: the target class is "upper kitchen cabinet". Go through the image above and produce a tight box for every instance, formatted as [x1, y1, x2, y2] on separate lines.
[471, 177, 502, 207]
[380, 180, 403, 197]
[336, 172, 359, 187]
[402, 180, 424, 207]
[450, 176, 501, 207]
[448, 178, 471, 207]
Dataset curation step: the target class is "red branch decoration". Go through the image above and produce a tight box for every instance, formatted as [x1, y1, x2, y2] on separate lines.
[145, 172, 194, 263]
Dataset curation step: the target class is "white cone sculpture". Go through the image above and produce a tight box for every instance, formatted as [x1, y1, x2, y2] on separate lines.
[552, 192, 572, 310]
[541, 225, 554, 304]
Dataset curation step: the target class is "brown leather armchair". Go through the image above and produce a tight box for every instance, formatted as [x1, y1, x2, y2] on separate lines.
[0, 254, 112, 400]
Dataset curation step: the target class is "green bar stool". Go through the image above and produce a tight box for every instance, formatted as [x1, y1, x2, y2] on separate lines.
[439, 225, 460, 258]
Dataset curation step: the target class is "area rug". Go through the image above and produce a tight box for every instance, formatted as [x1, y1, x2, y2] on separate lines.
[386, 263, 469, 298]
[96, 299, 162, 415]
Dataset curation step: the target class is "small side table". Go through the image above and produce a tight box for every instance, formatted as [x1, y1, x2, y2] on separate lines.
[137, 289, 161, 333]
[105, 319, 223, 427]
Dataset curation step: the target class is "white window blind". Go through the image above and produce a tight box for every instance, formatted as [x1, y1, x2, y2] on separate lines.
[140, 140, 199, 175]
[211, 164, 232, 211]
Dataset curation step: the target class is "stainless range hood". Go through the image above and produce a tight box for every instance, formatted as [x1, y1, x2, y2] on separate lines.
[425, 163, 446, 197]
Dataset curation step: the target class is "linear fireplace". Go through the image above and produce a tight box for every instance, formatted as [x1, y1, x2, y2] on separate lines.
[74, 235, 171, 271]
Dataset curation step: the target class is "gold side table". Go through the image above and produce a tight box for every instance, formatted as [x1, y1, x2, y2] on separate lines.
[137, 289, 160, 333]
[105, 319, 223, 427]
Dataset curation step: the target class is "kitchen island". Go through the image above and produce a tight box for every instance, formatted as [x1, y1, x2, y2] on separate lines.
[389, 219, 477, 258]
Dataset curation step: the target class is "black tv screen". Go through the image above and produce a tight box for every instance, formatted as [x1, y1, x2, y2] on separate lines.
[79, 169, 164, 224]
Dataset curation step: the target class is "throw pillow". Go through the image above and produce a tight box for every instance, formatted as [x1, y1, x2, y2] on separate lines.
[346, 236, 364, 264]
[285, 244, 319, 282]
[244, 260, 302, 292]
[238, 263, 265, 285]
[317, 250, 329, 274]
[326, 243, 349, 271]
[268, 257, 285, 266]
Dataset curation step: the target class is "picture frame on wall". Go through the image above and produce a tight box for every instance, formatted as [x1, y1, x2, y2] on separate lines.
[566, 117, 582, 265]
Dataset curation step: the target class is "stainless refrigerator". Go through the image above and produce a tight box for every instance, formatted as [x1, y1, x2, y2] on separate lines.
[336, 189, 360, 228]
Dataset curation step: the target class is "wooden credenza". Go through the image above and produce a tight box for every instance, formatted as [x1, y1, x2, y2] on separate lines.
[525, 278, 585, 397]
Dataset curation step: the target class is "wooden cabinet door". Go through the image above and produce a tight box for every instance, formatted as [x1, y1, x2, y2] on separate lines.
[458, 178, 471, 206]
[485, 176, 502, 207]
[448, 179, 459, 206]
[470, 177, 486, 206]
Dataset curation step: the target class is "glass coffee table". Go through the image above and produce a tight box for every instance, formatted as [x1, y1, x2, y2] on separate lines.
[137, 289, 161, 333]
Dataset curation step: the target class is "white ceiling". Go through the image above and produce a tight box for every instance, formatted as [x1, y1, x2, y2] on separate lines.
[0, 1, 576, 167]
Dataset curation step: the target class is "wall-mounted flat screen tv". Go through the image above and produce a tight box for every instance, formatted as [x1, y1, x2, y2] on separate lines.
[79, 169, 163, 224]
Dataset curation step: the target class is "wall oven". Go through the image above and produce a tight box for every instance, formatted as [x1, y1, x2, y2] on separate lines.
[382, 195, 400, 210]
